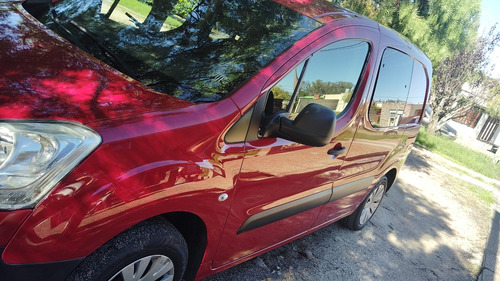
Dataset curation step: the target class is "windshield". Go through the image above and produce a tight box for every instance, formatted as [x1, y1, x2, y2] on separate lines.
[28, 0, 320, 102]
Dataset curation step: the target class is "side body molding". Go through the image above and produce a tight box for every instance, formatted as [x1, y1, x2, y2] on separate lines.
[329, 176, 374, 202]
[237, 177, 375, 234]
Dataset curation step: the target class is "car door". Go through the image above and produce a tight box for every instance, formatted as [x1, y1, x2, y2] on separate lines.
[313, 47, 427, 225]
[346, 48, 423, 179]
[213, 26, 378, 268]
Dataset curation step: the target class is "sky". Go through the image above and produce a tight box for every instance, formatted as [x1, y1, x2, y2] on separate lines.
[481, 0, 500, 79]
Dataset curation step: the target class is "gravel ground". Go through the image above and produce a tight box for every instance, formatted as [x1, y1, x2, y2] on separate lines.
[205, 147, 498, 281]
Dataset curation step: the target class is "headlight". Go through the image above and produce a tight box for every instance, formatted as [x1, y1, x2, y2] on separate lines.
[0, 121, 101, 210]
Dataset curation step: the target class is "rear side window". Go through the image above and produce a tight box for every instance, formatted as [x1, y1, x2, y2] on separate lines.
[270, 40, 369, 118]
[403, 62, 427, 124]
[369, 48, 427, 127]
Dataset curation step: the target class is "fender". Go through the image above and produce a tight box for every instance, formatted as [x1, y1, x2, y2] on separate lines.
[3, 99, 243, 265]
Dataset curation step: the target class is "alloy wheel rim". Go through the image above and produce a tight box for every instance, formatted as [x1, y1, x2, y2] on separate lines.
[108, 254, 174, 281]
[359, 183, 385, 225]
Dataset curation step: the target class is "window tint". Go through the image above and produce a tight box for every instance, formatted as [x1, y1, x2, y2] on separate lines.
[400, 61, 427, 124]
[294, 41, 369, 116]
[369, 49, 414, 127]
[269, 40, 369, 118]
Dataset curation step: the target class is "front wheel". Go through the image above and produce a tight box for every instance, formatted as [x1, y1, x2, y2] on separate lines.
[67, 217, 188, 281]
[342, 176, 387, 230]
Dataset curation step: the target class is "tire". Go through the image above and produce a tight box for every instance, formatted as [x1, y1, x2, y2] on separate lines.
[67, 217, 188, 281]
[342, 176, 387, 231]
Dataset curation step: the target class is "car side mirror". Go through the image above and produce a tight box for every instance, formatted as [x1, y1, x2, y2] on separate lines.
[260, 103, 336, 147]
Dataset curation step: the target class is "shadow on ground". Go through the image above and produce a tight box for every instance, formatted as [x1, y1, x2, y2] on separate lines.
[479, 210, 500, 281]
[402, 148, 432, 174]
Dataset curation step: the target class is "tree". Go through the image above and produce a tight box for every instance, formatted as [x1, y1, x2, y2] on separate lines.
[423, 0, 480, 63]
[142, 0, 176, 32]
[272, 86, 292, 100]
[336, 0, 480, 65]
[427, 27, 500, 134]
[484, 78, 500, 119]
[299, 80, 353, 97]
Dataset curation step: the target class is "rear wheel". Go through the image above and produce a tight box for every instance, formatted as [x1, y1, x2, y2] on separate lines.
[67, 217, 188, 281]
[342, 176, 387, 230]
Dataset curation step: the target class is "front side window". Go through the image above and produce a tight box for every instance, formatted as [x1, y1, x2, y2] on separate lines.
[29, 0, 320, 102]
[269, 40, 370, 119]
[294, 40, 369, 116]
[268, 62, 306, 114]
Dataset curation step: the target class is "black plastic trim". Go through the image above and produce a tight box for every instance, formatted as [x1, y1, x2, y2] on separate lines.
[246, 94, 268, 142]
[286, 58, 309, 112]
[237, 177, 374, 234]
[329, 176, 374, 202]
[0, 247, 83, 281]
[225, 107, 254, 143]
[237, 189, 332, 234]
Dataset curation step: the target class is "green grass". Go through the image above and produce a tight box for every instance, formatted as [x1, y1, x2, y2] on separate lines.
[448, 165, 493, 185]
[451, 178, 495, 214]
[463, 182, 495, 205]
[118, 0, 152, 16]
[415, 128, 500, 180]
[117, 0, 183, 27]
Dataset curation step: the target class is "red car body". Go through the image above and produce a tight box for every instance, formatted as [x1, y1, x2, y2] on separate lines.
[0, 0, 432, 280]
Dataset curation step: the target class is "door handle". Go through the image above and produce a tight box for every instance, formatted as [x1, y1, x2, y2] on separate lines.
[327, 146, 346, 156]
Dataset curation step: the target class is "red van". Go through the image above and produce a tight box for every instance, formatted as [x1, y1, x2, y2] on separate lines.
[0, 0, 431, 280]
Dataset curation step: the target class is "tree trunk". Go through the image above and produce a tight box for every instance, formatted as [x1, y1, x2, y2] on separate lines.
[104, 0, 121, 19]
[143, 0, 175, 32]
[427, 111, 440, 134]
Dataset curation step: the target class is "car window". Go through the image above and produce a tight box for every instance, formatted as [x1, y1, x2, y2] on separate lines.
[268, 62, 306, 113]
[294, 40, 369, 117]
[400, 61, 427, 124]
[32, 0, 320, 103]
[269, 40, 369, 118]
[369, 48, 414, 127]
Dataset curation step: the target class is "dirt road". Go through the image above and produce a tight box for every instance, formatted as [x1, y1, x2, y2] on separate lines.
[205, 147, 499, 281]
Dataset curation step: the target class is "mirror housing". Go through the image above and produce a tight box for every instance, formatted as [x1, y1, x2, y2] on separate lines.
[261, 103, 336, 147]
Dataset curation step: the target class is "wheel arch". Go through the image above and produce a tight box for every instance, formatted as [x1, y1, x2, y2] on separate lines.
[162, 212, 207, 281]
[64, 211, 208, 281]
[384, 168, 398, 191]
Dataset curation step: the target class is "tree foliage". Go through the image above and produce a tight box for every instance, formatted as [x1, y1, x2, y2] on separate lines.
[426, 27, 500, 133]
[485, 78, 500, 119]
[299, 80, 353, 97]
[272, 85, 292, 100]
[335, 0, 480, 65]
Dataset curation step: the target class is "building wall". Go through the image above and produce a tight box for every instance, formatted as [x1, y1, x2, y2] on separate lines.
[449, 112, 500, 160]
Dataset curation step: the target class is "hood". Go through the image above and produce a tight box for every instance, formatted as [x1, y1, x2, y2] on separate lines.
[0, 3, 193, 124]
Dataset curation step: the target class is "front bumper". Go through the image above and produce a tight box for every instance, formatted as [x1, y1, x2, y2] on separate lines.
[0, 247, 83, 281]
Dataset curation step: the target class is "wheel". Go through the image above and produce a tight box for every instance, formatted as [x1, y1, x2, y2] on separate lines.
[67, 217, 188, 281]
[342, 176, 387, 230]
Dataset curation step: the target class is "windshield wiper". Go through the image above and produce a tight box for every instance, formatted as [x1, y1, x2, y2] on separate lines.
[66, 20, 136, 78]
[50, 9, 90, 53]
[49, 6, 136, 78]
